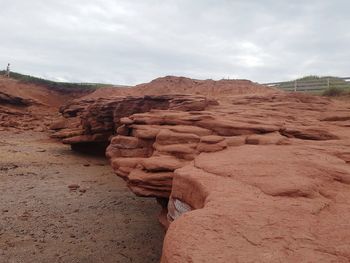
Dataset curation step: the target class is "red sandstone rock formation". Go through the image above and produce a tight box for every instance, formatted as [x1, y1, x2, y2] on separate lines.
[0, 76, 90, 131]
[75, 76, 274, 100]
[53, 76, 350, 262]
[105, 93, 350, 262]
[51, 76, 272, 146]
[52, 94, 216, 154]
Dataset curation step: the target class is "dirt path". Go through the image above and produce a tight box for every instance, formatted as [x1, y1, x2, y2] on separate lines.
[0, 131, 164, 263]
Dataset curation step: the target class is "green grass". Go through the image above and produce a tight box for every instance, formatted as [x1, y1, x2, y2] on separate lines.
[274, 75, 350, 96]
[296, 75, 350, 85]
[322, 86, 345, 96]
[0, 71, 113, 92]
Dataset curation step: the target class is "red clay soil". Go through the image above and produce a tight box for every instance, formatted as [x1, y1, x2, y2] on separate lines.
[52, 76, 350, 262]
[0, 131, 163, 263]
[0, 77, 164, 262]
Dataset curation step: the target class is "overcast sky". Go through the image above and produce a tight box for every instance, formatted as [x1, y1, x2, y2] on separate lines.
[0, 0, 349, 85]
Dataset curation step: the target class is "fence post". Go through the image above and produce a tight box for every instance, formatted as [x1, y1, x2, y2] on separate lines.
[294, 80, 297, 92]
[327, 78, 330, 89]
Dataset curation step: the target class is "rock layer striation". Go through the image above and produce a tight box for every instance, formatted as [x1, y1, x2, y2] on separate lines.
[53, 77, 350, 262]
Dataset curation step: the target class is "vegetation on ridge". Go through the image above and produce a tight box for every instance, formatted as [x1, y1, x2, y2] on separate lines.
[273, 75, 350, 96]
[0, 71, 113, 92]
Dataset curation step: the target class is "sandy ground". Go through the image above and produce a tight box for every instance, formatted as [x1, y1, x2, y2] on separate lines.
[0, 131, 164, 263]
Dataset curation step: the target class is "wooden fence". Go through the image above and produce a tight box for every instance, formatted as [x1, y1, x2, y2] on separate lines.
[262, 77, 350, 92]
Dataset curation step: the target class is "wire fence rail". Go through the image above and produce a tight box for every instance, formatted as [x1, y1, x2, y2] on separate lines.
[262, 77, 350, 92]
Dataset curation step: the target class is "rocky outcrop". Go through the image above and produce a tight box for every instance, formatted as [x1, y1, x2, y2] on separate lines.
[105, 93, 347, 199]
[103, 92, 350, 262]
[53, 77, 350, 262]
[162, 143, 350, 262]
[53, 94, 216, 154]
[106, 109, 283, 198]
[0, 91, 34, 106]
[79, 76, 275, 100]
[0, 76, 91, 132]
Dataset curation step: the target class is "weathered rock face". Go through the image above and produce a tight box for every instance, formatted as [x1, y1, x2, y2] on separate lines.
[0, 76, 91, 132]
[53, 94, 216, 154]
[0, 91, 34, 106]
[102, 92, 350, 262]
[53, 76, 350, 262]
[105, 93, 348, 198]
[162, 144, 350, 262]
[0, 83, 49, 131]
[80, 76, 275, 100]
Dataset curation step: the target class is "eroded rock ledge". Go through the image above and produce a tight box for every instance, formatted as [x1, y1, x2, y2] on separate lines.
[53, 90, 350, 262]
[51, 94, 216, 154]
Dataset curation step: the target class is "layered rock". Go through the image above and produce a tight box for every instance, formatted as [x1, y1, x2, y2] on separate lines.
[53, 94, 216, 154]
[105, 93, 348, 197]
[103, 92, 350, 262]
[79, 76, 275, 100]
[0, 76, 91, 132]
[162, 143, 350, 262]
[53, 76, 350, 262]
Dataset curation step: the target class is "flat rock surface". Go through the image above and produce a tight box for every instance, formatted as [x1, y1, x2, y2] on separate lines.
[0, 131, 163, 263]
[163, 144, 350, 262]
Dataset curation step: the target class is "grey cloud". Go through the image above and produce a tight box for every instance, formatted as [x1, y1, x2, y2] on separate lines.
[0, 0, 349, 85]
